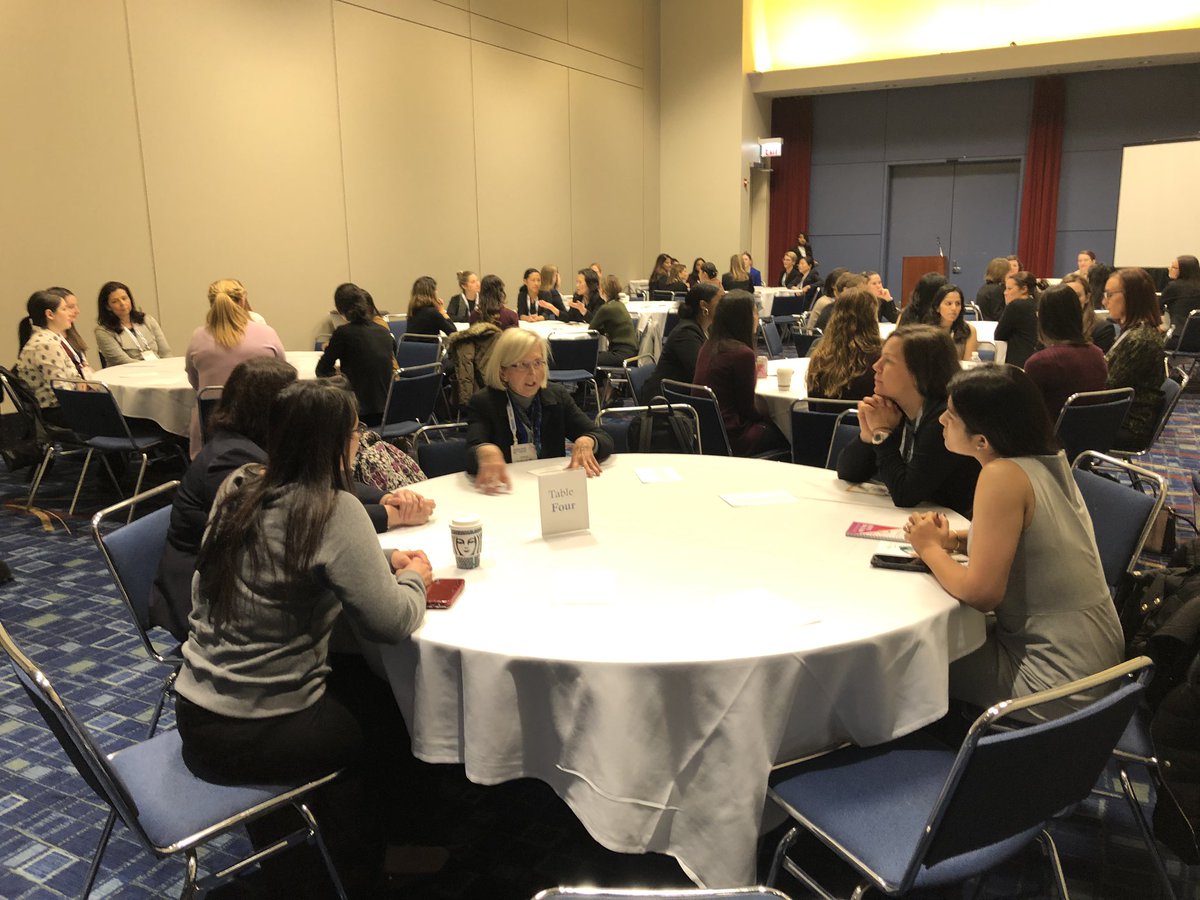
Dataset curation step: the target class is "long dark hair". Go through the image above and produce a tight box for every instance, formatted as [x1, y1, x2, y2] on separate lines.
[707, 290, 756, 351]
[889, 325, 960, 404]
[1175, 255, 1200, 283]
[206, 357, 298, 448]
[576, 268, 602, 316]
[46, 286, 88, 355]
[907, 272, 949, 322]
[196, 380, 358, 631]
[926, 283, 970, 343]
[948, 365, 1058, 457]
[97, 281, 147, 331]
[477, 275, 507, 325]
[25, 290, 63, 330]
[1037, 284, 1088, 347]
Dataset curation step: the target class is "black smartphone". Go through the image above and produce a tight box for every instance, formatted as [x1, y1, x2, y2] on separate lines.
[869, 553, 931, 573]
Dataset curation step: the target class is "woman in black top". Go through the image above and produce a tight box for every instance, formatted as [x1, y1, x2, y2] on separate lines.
[517, 267, 562, 321]
[779, 251, 802, 289]
[1062, 272, 1116, 351]
[564, 268, 603, 323]
[648, 253, 673, 294]
[539, 264, 566, 314]
[316, 285, 396, 425]
[995, 270, 1040, 368]
[975, 257, 1009, 321]
[447, 270, 480, 322]
[644, 283, 721, 399]
[1163, 255, 1200, 349]
[687, 257, 706, 289]
[406, 275, 456, 339]
[896, 272, 948, 327]
[721, 253, 753, 292]
[661, 261, 689, 295]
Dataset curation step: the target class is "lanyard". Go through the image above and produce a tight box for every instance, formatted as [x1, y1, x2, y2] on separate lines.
[123, 325, 149, 351]
[59, 338, 86, 379]
[504, 395, 542, 455]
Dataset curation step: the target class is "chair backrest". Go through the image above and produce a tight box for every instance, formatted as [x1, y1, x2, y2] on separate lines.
[92, 482, 180, 661]
[1144, 369, 1189, 451]
[197, 385, 223, 445]
[663, 311, 680, 338]
[792, 332, 821, 358]
[387, 318, 408, 345]
[759, 320, 784, 359]
[1052, 387, 1133, 463]
[790, 402, 843, 467]
[975, 340, 996, 362]
[662, 380, 731, 456]
[1176, 308, 1200, 353]
[380, 362, 442, 430]
[826, 410, 860, 469]
[963, 303, 981, 321]
[597, 402, 701, 455]
[0, 618, 146, 848]
[650, 290, 675, 302]
[414, 422, 469, 478]
[549, 333, 600, 374]
[624, 354, 656, 405]
[396, 333, 443, 368]
[51, 380, 133, 442]
[1071, 451, 1166, 590]
[907, 657, 1151, 890]
[771, 294, 806, 318]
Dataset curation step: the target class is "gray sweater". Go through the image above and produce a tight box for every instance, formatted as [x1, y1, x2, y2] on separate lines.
[176, 467, 426, 718]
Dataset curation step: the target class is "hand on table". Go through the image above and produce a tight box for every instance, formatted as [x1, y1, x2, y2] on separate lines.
[382, 490, 436, 527]
[566, 436, 602, 477]
[474, 444, 511, 494]
[390, 549, 433, 587]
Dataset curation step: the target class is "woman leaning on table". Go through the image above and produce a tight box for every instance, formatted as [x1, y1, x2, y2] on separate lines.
[836, 324, 980, 517]
[904, 365, 1123, 719]
[94, 280, 171, 366]
[465, 327, 613, 493]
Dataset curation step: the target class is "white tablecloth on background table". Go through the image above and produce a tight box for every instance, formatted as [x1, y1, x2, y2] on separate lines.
[372, 454, 983, 888]
[624, 299, 676, 360]
[879, 321, 1004, 362]
[756, 287, 803, 317]
[95, 351, 322, 436]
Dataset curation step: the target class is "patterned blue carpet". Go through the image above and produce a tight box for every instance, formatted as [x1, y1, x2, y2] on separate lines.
[0, 396, 1198, 899]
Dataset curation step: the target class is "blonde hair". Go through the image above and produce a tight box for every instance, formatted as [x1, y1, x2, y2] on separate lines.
[729, 254, 749, 281]
[456, 270, 476, 290]
[483, 328, 548, 391]
[208, 278, 248, 309]
[206, 290, 249, 349]
[539, 264, 558, 290]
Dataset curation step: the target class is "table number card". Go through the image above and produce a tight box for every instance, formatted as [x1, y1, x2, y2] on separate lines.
[536, 467, 589, 536]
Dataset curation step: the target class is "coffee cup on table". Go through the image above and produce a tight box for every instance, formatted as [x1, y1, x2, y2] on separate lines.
[776, 367, 793, 390]
[450, 516, 482, 569]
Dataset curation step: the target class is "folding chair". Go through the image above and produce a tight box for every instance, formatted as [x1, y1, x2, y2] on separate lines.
[792, 331, 822, 358]
[769, 294, 807, 335]
[1167, 307, 1200, 378]
[0, 365, 87, 510]
[0, 618, 349, 900]
[548, 331, 601, 413]
[597, 402, 701, 455]
[395, 332, 443, 368]
[975, 340, 997, 362]
[767, 657, 1152, 899]
[1109, 368, 1189, 465]
[92, 481, 182, 738]
[52, 379, 186, 520]
[414, 421, 469, 478]
[759, 319, 785, 359]
[963, 302, 982, 321]
[196, 385, 223, 446]
[624, 354, 656, 405]
[1053, 387, 1133, 464]
[372, 362, 443, 442]
[533, 888, 793, 900]
[663, 310, 680, 339]
[387, 317, 408, 346]
[826, 409, 860, 470]
[790, 400, 853, 468]
[662, 380, 732, 456]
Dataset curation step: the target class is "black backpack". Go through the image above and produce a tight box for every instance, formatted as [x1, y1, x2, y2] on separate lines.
[624, 396, 698, 454]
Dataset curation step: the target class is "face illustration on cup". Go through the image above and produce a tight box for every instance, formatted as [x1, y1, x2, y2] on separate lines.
[776, 367, 793, 390]
[451, 515, 483, 569]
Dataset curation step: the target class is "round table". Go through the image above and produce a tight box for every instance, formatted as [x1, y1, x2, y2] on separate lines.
[95, 351, 323, 436]
[373, 454, 983, 888]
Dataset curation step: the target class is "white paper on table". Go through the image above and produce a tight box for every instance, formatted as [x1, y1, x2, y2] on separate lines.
[635, 466, 682, 484]
[719, 490, 799, 507]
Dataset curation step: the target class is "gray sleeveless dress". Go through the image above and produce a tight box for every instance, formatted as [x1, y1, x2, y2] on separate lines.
[950, 453, 1124, 719]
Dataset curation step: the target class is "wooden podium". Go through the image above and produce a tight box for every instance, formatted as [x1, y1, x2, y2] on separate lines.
[900, 256, 948, 308]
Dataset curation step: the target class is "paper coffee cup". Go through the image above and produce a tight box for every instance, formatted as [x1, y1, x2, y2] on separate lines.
[450, 515, 482, 569]
[776, 367, 793, 390]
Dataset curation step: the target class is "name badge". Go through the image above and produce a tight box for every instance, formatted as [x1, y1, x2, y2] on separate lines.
[512, 442, 537, 463]
[141, 350, 160, 361]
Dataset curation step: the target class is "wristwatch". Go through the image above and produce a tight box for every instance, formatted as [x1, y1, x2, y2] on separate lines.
[871, 429, 893, 445]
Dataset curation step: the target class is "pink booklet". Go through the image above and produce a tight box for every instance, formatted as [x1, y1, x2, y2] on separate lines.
[845, 521, 906, 542]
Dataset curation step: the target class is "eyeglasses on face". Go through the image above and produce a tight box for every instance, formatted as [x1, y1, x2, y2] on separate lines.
[505, 359, 547, 373]
[1102, 290, 1124, 300]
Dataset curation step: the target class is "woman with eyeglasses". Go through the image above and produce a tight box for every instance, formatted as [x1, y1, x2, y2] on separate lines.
[1103, 267, 1166, 450]
[465, 327, 614, 493]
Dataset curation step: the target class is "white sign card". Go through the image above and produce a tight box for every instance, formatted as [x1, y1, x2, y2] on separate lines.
[536, 467, 590, 536]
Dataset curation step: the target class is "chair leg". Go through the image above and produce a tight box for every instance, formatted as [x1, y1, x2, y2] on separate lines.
[1118, 765, 1178, 900]
[126, 453, 150, 524]
[1038, 829, 1071, 900]
[766, 825, 798, 885]
[147, 668, 178, 739]
[68, 449, 94, 516]
[178, 849, 201, 900]
[80, 809, 118, 899]
[26, 445, 55, 508]
[295, 801, 349, 900]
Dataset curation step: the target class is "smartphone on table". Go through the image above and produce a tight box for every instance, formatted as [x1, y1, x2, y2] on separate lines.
[869, 554, 931, 573]
[426, 578, 465, 609]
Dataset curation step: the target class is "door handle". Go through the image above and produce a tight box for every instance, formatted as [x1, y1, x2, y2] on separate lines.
[951, 260, 962, 274]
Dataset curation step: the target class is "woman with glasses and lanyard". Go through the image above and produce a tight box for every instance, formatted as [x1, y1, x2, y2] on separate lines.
[16, 290, 95, 427]
[94, 280, 171, 366]
[1103, 267, 1167, 451]
[465, 328, 614, 493]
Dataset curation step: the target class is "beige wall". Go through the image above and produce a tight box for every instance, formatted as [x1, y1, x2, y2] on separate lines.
[0, 0, 659, 369]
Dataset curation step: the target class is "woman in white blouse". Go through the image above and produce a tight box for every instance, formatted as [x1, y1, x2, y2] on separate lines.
[16, 290, 94, 426]
[94, 280, 171, 366]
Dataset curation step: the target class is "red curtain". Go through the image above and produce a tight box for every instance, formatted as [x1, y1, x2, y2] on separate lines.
[768, 96, 813, 279]
[1017, 76, 1065, 277]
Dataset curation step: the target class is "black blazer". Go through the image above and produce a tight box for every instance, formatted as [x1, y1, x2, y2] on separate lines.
[464, 384, 614, 475]
[447, 293, 476, 323]
[975, 282, 1005, 321]
[836, 397, 980, 518]
[995, 298, 1039, 368]
[517, 289, 562, 319]
[645, 318, 705, 400]
[779, 268, 803, 289]
[316, 320, 396, 420]
[407, 306, 456, 338]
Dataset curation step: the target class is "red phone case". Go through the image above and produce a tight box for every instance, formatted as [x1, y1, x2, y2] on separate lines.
[427, 578, 465, 609]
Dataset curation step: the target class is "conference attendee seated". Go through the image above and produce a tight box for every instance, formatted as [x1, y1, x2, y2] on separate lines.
[563, 268, 603, 323]
[466, 327, 613, 492]
[687, 257, 707, 289]
[42, 286, 91, 368]
[405, 275, 456, 338]
[807, 267, 844, 324]
[469, 274, 519, 330]
[1065, 248, 1098, 280]
[814, 271, 868, 332]
[1163, 254, 1200, 349]
[1022, 284, 1107, 421]
[779, 250, 802, 289]
[1104, 267, 1166, 450]
[94, 280, 171, 366]
[721, 253, 754, 293]
[905, 365, 1123, 720]
[644, 283, 721, 400]
[316, 283, 396, 427]
[446, 270, 480, 323]
[175, 379, 431, 897]
[152, 358, 433, 639]
[15, 290, 94, 427]
[516, 267, 556, 321]
[994, 270, 1040, 368]
[925, 283, 978, 360]
[1062, 272, 1116, 352]
[592, 274, 639, 369]
[975, 257, 1009, 321]
[648, 253, 673, 294]
[805, 287, 882, 403]
[864, 271, 898, 323]
[837, 325, 980, 517]
[694, 290, 790, 458]
[742, 251, 763, 288]
[540, 264, 566, 312]
[698, 260, 721, 287]
[661, 261, 690, 295]
[895, 272, 948, 327]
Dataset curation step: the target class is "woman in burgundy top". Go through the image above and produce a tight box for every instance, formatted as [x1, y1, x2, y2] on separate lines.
[693, 290, 788, 457]
[1022, 284, 1107, 422]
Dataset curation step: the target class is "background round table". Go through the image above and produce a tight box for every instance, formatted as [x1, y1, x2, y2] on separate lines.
[373, 453, 983, 888]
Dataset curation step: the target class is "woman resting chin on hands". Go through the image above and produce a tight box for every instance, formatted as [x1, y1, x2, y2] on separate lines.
[903, 365, 1123, 720]
[465, 328, 613, 493]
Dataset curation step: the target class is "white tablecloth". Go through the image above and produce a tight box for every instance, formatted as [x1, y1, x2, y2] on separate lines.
[756, 287, 803, 318]
[95, 351, 323, 436]
[624, 299, 676, 360]
[373, 454, 983, 887]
